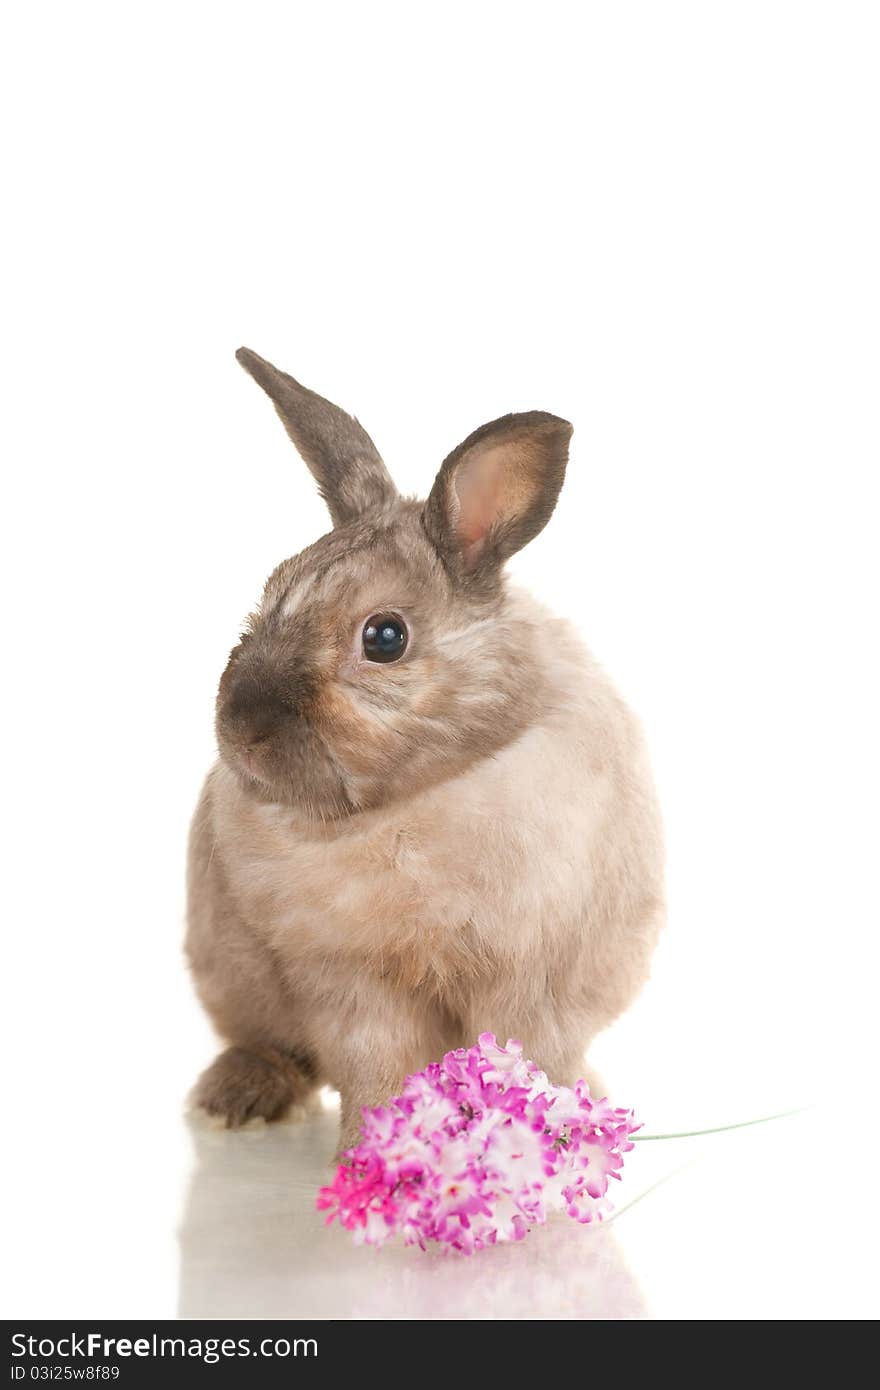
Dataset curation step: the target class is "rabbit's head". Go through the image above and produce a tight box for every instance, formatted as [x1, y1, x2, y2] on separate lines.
[215, 348, 572, 820]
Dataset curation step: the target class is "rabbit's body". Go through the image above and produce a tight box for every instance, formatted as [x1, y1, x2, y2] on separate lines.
[186, 350, 664, 1147]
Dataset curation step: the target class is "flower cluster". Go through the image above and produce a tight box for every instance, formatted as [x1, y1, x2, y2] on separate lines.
[316, 1034, 639, 1254]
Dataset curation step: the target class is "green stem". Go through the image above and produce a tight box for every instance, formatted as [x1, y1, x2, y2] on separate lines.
[633, 1105, 808, 1142]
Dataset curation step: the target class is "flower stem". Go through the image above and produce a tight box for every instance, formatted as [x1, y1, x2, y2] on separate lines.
[633, 1105, 808, 1141]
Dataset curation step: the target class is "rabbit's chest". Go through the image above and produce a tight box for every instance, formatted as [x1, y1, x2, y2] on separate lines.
[224, 788, 571, 988]
[246, 812, 493, 953]
[216, 725, 604, 982]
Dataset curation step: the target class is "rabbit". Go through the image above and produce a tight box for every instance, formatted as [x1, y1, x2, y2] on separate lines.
[186, 347, 665, 1152]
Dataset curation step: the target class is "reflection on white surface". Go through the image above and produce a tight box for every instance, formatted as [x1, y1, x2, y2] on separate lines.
[177, 1102, 875, 1320]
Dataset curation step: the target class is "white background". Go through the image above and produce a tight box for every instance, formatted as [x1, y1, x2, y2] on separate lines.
[1, 2, 878, 1317]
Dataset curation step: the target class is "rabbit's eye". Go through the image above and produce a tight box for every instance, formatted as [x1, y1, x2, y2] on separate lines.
[362, 614, 408, 663]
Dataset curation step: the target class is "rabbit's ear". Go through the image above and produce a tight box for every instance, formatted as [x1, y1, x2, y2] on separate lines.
[423, 411, 572, 582]
[235, 347, 398, 527]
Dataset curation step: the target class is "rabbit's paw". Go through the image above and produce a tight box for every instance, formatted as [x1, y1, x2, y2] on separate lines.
[191, 1045, 307, 1128]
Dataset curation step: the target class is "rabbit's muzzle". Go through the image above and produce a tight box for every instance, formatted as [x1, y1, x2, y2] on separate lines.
[214, 643, 352, 817]
[219, 684, 295, 750]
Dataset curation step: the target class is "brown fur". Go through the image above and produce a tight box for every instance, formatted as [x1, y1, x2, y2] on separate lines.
[192, 1045, 313, 1126]
[186, 349, 665, 1151]
[234, 348, 397, 527]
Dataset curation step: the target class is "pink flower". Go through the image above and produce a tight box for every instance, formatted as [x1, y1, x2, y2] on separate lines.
[316, 1036, 639, 1254]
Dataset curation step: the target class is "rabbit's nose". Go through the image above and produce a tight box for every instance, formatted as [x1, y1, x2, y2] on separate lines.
[220, 686, 293, 748]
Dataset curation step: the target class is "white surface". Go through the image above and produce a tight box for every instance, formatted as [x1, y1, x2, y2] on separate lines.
[175, 1105, 874, 1321]
[2, 3, 878, 1320]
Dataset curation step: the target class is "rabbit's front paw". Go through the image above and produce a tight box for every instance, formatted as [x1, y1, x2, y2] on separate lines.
[191, 1045, 305, 1127]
